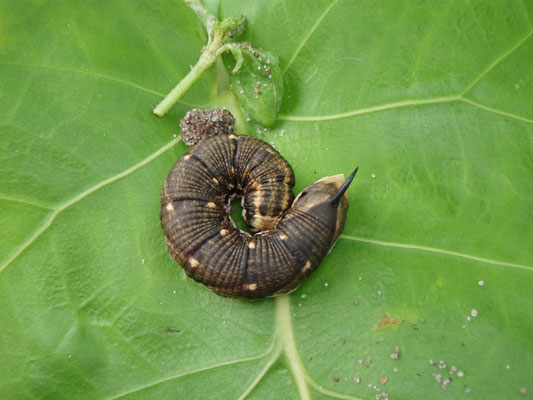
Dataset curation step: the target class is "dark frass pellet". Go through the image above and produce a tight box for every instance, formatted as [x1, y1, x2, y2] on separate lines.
[179, 108, 236, 146]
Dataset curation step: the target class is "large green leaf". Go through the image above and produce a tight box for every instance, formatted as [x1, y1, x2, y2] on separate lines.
[1, 1, 532, 399]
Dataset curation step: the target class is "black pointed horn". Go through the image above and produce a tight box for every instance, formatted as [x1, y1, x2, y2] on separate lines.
[330, 167, 358, 207]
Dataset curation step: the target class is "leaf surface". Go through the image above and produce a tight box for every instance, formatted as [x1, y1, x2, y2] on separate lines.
[1, 0, 532, 399]
[227, 44, 283, 127]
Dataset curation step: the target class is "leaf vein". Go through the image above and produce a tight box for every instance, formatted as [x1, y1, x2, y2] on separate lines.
[0, 63, 199, 107]
[278, 96, 459, 121]
[0, 194, 53, 210]
[340, 235, 533, 271]
[237, 343, 282, 400]
[274, 295, 366, 400]
[278, 96, 533, 123]
[461, 28, 533, 95]
[0, 138, 181, 274]
[275, 295, 311, 400]
[460, 98, 533, 123]
[306, 378, 365, 400]
[105, 343, 277, 400]
[282, 0, 341, 75]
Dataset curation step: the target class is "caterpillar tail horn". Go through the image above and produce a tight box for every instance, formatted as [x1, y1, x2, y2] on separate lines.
[330, 167, 358, 207]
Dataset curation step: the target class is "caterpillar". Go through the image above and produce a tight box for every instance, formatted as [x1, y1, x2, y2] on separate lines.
[160, 112, 357, 299]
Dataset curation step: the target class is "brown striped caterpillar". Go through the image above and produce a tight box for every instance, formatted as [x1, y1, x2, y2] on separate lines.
[160, 114, 356, 299]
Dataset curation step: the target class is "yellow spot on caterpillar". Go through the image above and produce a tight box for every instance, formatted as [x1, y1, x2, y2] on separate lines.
[189, 258, 200, 268]
[279, 233, 288, 240]
[302, 260, 312, 272]
[165, 203, 174, 211]
[248, 242, 256, 249]
[245, 283, 258, 291]
[220, 229, 229, 237]
[212, 177, 219, 184]
[229, 134, 237, 139]
[183, 154, 192, 160]
[206, 202, 217, 208]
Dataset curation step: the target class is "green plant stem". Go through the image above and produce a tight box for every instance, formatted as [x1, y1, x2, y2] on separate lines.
[153, 0, 246, 117]
[153, 33, 224, 117]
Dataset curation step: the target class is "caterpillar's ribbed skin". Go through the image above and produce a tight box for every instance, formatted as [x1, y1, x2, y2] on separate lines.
[161, 134, 349, 299]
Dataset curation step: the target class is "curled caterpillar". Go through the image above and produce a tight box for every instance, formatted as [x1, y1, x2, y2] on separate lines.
[160, 119, 356, 299]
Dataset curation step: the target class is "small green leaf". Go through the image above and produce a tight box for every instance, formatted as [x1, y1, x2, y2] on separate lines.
[216, 15, 247, 38]
[227, 44, 282, 128]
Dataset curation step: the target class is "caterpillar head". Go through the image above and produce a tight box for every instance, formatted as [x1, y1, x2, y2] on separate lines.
[291, 167, 358, 245]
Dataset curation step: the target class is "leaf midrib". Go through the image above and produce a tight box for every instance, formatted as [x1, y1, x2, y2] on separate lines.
[105, 295, 363, 400]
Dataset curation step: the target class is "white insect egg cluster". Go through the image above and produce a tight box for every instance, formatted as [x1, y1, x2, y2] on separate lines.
[429, 358, 466, 391]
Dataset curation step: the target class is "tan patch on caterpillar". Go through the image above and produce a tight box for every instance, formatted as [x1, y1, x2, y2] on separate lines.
[280, 192, 291, 209]
[302, 260, 312, 272]
[189, 258, 200, 268]
[250, 214, 278, 230]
